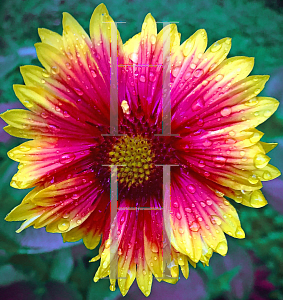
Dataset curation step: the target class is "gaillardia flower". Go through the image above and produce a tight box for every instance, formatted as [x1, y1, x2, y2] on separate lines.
[1, 3, 280, 296]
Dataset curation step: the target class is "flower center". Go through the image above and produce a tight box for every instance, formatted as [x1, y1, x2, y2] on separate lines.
[109, 135, 155, 188]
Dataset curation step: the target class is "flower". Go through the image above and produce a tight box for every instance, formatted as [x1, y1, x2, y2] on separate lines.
[1, 3, 280, 297]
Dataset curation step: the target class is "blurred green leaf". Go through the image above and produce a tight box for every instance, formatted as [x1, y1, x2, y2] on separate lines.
[50, 248, 74, 283]
[0, 264, 26, 286]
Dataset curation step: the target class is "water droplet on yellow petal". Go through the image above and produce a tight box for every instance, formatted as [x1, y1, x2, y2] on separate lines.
[263, 171, 272, 180]
[216, 241, 228, 255]
[51, 66, 59, 75]
[235, 227, 245, 238]
[254, 153, 270, 169]
[210, 215, 222, 225]
[210, 41, 222, 52]
[248, 174, 259, 184]
[250, 190, 267, 208]
[215, 74, 224, 82]
[189, 222, 200, 232]
[220, 107, 232, 117]
[58, 219, 70, 231]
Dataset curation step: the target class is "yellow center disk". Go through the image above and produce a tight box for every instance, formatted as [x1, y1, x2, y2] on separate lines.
[109, 136, 155, 188]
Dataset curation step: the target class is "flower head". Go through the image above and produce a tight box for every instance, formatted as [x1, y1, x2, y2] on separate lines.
[1, 3, 280, 297]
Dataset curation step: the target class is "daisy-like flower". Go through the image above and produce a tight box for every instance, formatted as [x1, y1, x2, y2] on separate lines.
[1, 3, 280, 297]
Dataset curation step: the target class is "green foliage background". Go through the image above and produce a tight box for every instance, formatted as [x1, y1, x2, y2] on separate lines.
[0, 0, 283, 299]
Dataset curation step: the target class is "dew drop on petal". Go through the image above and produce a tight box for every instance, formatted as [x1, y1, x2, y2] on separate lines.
[23, 100, 33, 108]
[41, 112, 48, 119]
[19, 145, 31, 152]
[245, 98, 258, 106]
[210, 42, 222, 52]
[194, 68, 204, 77]
[63, 212, 70, 219]
[142, 270, 147, 275]
[74, 88, 84, 96]
[90, 69, 97, 78]
[172, 66, 181, 77]
[150, 34, 157, 44]
[149, 72, 156, 82]
[248, 174, 259, 184]
[178, 227, 184, 234]
[139, 75, 146, 82]
[176, 212, 182, 220]
[263, 171, 272, 180]
[129, 53, 138, 63]
[186, 184, 196, 194]
[58, 219, 70, 231]
[151, 243, 158, 253]
[235, 227, 245, 238]
[189, 222, 200, 232]
[51, 66, 59, 75]
[254, 153, 269, 168]
[76, 219, 82, 225]
[173, 201, 179, 208]
[206, 199, 213, 206]
[220, 107, 232, 117]
[250, 190, 267, 208]
[42, 70, 50, 78]
[216, 241, 227, 255]
[190, 63, 196, 69]
[191, 97, 204, 111]
[59, 153, 75, 164]
[198, 160, 205, 168]
[63, 111, 70, 118]
[215, 74, 224, 81]
[210, 215, 222, 225]
[213, 156, 226, 167]
[185, 207, 191, 213]
[203, 139, 212, 147]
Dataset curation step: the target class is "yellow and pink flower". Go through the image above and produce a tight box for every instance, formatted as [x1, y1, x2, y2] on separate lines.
[1, 3, 280, 297]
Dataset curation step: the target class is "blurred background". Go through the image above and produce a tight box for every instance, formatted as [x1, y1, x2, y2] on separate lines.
[0, 0, 283, 299]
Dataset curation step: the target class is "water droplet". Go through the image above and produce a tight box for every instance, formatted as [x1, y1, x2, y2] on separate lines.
[190, 63, 196, 69]
[220, 107, 232, 117]
[42, 70, 50, 78]
[65, 62, 72, 70]
[263, 171, 272, 180]
[191, 97, 204, 111]
[229, 131, 235, 137]
[206, 199, 213, 206]
[203, 139, 212, 147]
[149, 72, 156, 82]
[254, 153, 270, 168]
[194, 68, 204, 77]
[63, 111, 70, 118]
[151, 243, 158, 253]
[213, 156, 226, 167]
[19, 145, 31, 152]
[215, 241, 228, 255]
[240, 150, 245, 157]
[172, 66, 181, 77]
[210, 41, 222, 52]
[198, 160, 205, 168]
[186, 184, 196, 194]
[185, 207, 191, 213]
[215, 74, 224, 82]
[210, 215, 222, 225]
[254, 88, 261, 94]
[150, 34, 156, 44]
[250, 190, 267, 208]
[264, 110, 272, 118]
[118, 248, 123, 255]
[248, 174, 259, 184]
[235, 227, 245, 238]
[59, 153, 75, 164]
[197, 119, 204, 127]
[41, 112, 48, 119]
[74, 88, 83, 96]
[110, 284, 115, 291]
[200, 201, 206, 207]
[139, 75, 146, 82]
[71, 193, 80, 200]
[189, 222, 200, 232]
[51, 66, 59, 75]
[245, 98, 258, 106]
[63, 212, 70, 219]
[173, 201, 179, 208]
[176, 212, 182, 220]
[23, 99, 33, 108]
[58, 219, 70, 231]
[76, 219, 82, 224]
[90, 69, 97, 78]
[129, 53, 138, 63]
[178, 227, 184, 234]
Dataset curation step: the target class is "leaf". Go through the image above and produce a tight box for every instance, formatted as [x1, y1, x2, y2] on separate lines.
[0, 264, 26, 286]
[50, 248, 74, 283]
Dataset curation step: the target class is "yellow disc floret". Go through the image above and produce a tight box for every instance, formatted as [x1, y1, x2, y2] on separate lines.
[109, 135, 155, 188]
